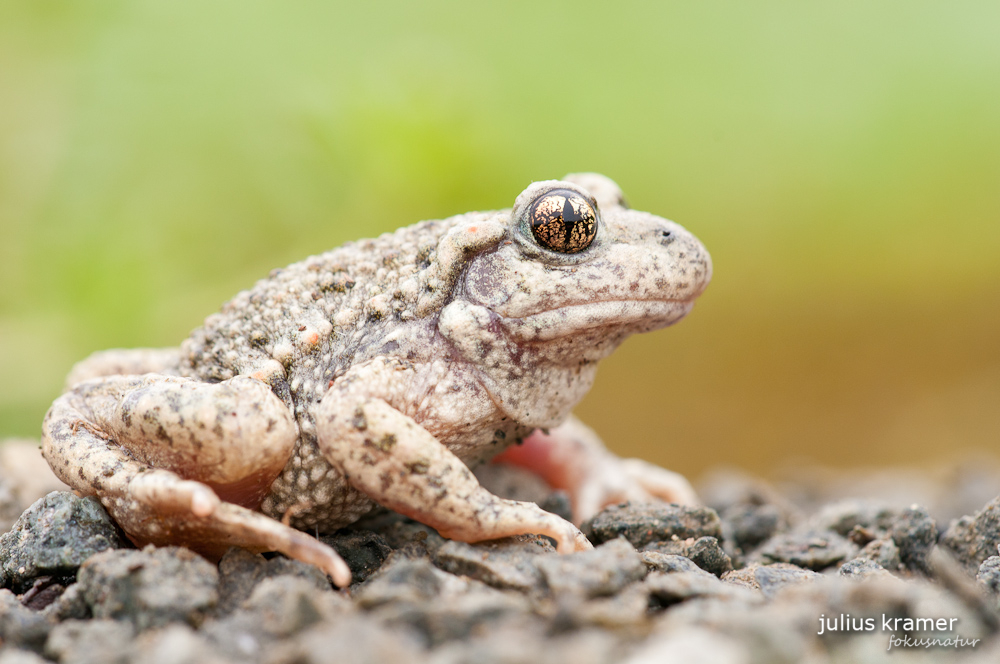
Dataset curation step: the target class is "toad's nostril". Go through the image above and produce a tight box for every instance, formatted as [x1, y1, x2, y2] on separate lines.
[658, 229, 674, 244]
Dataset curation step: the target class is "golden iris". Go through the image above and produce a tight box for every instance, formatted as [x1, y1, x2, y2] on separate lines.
[528, 189, 597, 254]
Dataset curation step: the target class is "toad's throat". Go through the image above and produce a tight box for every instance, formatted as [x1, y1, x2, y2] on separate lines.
[497, 299, 694, 341]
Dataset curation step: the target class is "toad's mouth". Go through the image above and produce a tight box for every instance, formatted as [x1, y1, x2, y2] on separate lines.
[497, 298, 695, 342]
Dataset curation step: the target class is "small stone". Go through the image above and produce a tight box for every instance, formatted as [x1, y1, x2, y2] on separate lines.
[755, 530, 856, 571]
[553, 583, 651, 630]
[0, 589, 53, 652]
[240, 576, 327, 637]
[626, 627, 749, 664]
[351, 511, 446, 556]
[644, 536, 733, 577]
[839, 557, 890, 580]
[856, 536, 902, 571]
[43, 619, 134, 664]
[645, 570, 758, 607]
[0, 649, 50, 664]
[752, 564, 821, 598]
[17, 577, 67, 612]
[639, 552, 705, 575]
[806, 499, 898, 536]
[41, 583, 88, 622]
[720, 502, 784, 554]
[539, 490, 574, 524]
[262, 555, 332, 590]
[0, 492, 125, 593]
[354, 556, 459, 609]
[77, 546, 218, 631]
[374, 584, 530, 648]
[889, 505, 936, 574]
[216, 548, 269, 614]
[583, 502, 722, 548]
[127, 623, 222, 664]
[535, 537, 646, 598]
[216, 547, 331, 614]
[720, 565, 762, 592]
[433, 535, 552, 593]
[270, 614, 426, 664]
[431, 623, 618, 664]
[322, 529, 392, 584]
[976, 555, 1000, 595]
[940, 495, 1000, 575]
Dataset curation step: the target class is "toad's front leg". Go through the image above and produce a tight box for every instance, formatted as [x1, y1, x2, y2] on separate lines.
[41, 374, 352, 586]
[315, 360, 591, 553]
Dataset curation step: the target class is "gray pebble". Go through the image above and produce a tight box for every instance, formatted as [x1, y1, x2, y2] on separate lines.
[855, 536, 902, 572]
[719, 502, 784, 554]
[941, 495, 1000, 575]
[127, 623, 225, 664]
[550, 583, 651, 631]
[268, 614, 426, 664]
[433, 534, 553, 593]
[0, 589, 53, 652]
[0, 649, 50, 664]
[240, 576, 328, 637]
[583, 502, 722, 548]
[0, 492, 124, 593]
[806, 499, 898, 536]
[353, 556, 462, 609]
[751, 564, 821, 598]
[717, 562, 819, 597]
[539, 490, 574, 524]
[351, 512, 446, 557]
[535, 537, 646, 598]
[77, 546, 218, 631]
[639, 552, 706, 575]
[43, 619, 134, 664]
[374, 584, 530, 648]
[643, 536, 733, 577]
[216, 547, 330, 614]
[431, 623, 619, 664]
[889, 505, 937, 574]
[977, 555, 1000, 595]
[645, 570, 758, 607]
[321, 529, 392, 584]
[755, 530, 857, 571]
[625, 626, 750, 664]
[838, 557, 890, 580]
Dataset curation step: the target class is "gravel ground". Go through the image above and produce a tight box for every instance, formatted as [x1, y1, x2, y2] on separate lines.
[1, 444, 998, 664]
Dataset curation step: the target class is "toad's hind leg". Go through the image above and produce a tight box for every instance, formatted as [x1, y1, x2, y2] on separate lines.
[41, 374, 351, 587]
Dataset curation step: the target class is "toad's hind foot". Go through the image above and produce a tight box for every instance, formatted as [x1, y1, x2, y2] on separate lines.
[125, 471, 352, 586]
[41, 372, 352, 587]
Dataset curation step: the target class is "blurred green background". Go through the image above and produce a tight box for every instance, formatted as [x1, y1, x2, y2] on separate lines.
[2, 1, 998, 478]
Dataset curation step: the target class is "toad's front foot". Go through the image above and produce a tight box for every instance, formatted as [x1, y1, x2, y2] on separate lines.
[495, 416, 699, 524]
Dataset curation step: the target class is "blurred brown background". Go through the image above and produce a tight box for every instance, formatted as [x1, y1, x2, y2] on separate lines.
[1, 2, 998, 478]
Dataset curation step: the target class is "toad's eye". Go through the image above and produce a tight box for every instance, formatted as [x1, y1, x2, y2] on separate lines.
[528, 189, 598, 254]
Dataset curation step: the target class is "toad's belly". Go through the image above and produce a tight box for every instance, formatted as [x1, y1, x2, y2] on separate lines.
[260, 433, 375, 531]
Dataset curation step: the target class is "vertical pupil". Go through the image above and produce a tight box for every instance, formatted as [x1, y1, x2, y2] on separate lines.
[561, 197, 578, 247]
[529, 190, 596, 253]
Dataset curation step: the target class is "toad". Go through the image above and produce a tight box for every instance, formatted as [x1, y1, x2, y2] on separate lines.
[41, 173, 711, 586]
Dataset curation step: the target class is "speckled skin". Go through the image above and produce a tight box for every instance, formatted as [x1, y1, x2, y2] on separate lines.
[41, 174, 711, 586]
